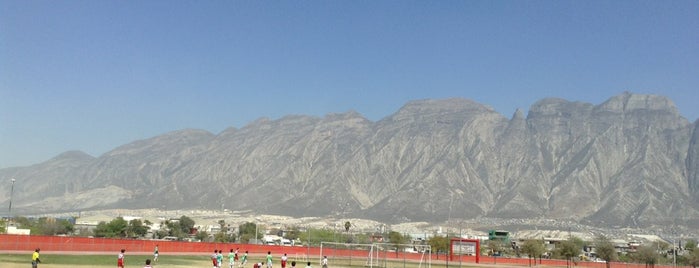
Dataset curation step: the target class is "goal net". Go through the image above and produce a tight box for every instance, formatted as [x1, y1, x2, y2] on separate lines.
[320, 242, 431, 268]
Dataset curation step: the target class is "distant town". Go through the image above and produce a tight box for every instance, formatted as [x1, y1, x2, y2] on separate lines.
[3, 208, 698, 266]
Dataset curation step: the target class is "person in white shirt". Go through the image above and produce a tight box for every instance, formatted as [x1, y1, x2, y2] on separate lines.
[281, 253, 288, 268]
[118, 249, 126, 268]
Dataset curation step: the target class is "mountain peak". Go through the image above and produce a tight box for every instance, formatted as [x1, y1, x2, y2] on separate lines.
[401, 98, 494, 111]
[512, 108, 525, 120]
[528, 98, 594, 119]
[390, 98, 496, 121]
[597, 92, 679, 115]
[51, 150, 95, 161]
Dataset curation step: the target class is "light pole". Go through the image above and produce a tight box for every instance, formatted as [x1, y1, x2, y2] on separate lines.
[7, 178, 15, 231]
[306, 226, 311, 261]
[673, 230, 677, 267]
[254, 217, 262, 244]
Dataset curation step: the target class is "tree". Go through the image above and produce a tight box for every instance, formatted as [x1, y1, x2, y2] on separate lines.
[428, 235, 450, 260]
[196, 230, 210, 242]
[686, 240, 697, 252]
[93, 217, 128, 238]
[111, 217, 129, 237]
[594, 234, 618, 268]
[214, 219, 235, 242]
[93, 221, 111, 237]
[634, 244, 659, 268]
[488, 239, 505, 264]
[164, 220, 184, 238]
[687, 245, 699, 268]
[35, 217, 74, 235]
[154, 221, 169, 239]
[297, 228, 336, 246]
[214, 231, 234, 242]
[128, 219, 149, 238]
[179, 215, 195, 235]
[520, 239, 546, 266]
[285, 226, 301, 241]
[12, 216, 74, 236]
[238, 222, 258, 243]
[556, 238, 581, 268]
[388, 231, 408, 254]
[652, 240, 670, 255]
[58, 218, 74, 235]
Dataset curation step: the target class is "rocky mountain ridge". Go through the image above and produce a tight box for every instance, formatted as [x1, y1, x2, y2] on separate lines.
[2, 92, 698, 229]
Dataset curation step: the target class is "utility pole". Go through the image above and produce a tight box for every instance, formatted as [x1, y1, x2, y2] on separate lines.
[673, 226, 679, 267]
[6, 178, 15, 232]
[307, 227, 311, 261]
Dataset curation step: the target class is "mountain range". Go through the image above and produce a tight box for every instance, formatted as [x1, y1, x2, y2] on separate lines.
[2, 92, 698, 229]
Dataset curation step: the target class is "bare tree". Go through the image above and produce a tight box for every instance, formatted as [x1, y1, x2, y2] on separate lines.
[594, 235, 617, 268]
[520, 239, 546, 266]
[635, 244, 659, 268]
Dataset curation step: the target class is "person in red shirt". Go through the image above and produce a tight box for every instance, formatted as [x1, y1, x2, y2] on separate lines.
[212, 250, 219, 268]
[117, 249, 125, 268]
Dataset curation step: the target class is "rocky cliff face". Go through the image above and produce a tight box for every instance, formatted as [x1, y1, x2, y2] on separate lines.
[2, 92, 698, 228]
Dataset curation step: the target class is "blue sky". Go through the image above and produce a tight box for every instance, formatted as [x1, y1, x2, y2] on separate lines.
[1, 1, 698, 168]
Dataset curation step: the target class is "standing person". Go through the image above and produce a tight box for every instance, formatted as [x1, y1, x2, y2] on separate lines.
[31, 248, 41, 268]
[211, 250, 219, 268]
[228, 249, 236, 268]
[280, 253, 288, 268]
[143, 259, 153, 268]
[217, 250, 224, 268]
[304, 261, 312, 268]
[153, 245, 159, 262]
[290, 261, 296, 268]
[321, 256, 328, 268]
[118, 249, 126, 268]
[266, 251, 273, 268]
[234, 248, 240, 264]
[240, 251, 248, 268]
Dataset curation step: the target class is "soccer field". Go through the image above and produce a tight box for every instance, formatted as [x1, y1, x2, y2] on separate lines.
[1, 253, 207, 268]
[0, 253, 496, 268]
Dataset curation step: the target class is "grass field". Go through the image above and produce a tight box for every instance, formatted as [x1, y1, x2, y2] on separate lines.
[0, 254, 205, 268]
[0, 254, 497, 268]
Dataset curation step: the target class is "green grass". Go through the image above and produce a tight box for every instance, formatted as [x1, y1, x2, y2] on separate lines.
[0, 253, 205, 266]
[0, 254, 488, 268]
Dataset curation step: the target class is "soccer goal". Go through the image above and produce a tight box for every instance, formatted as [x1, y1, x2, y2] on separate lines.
[320, 242, 431, 268]
[449, 238, 480, 263]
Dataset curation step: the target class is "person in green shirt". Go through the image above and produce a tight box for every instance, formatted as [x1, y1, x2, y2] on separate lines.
[217, 250, 224, 268]
[240, 250, 248, 268]
[266, 251, 273, 268]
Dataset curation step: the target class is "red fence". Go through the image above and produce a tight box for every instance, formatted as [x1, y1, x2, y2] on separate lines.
[0, 234, 691, 268]
[0, 234, 314, 255]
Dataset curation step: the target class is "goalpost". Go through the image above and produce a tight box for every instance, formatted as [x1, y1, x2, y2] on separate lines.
[320, 242, 431, 268]
[449, 238, 480, 263]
